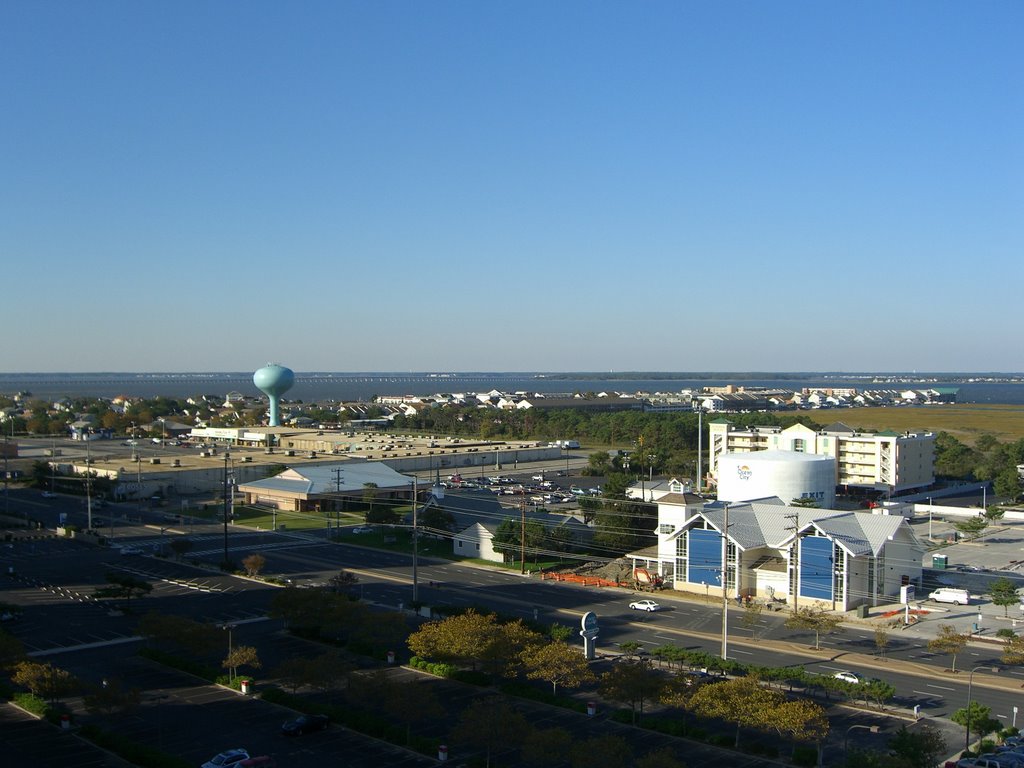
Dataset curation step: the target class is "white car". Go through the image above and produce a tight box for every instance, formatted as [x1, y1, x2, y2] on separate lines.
[202, 749, 250, 768]
[629, 599, 661, 612]
[833, 671, 861, 684]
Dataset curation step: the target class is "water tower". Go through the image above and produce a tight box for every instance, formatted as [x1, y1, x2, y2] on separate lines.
[253, 363, 294, 427]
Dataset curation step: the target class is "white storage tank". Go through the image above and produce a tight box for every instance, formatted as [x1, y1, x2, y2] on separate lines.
[717, 451, 835, 507]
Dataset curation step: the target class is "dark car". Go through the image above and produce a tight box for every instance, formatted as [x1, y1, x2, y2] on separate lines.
[281, 714, 329, 736]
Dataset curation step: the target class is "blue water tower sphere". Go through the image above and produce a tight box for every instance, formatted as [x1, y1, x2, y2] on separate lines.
[253, 363, 294, 427]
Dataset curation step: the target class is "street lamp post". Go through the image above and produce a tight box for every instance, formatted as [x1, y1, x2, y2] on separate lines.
[966, 665, 1000, 753]
[411, 477, 419, 603]
[222, 450, 231, 570]
[221, 623, 236, 682]
[845, 724, 880, 762]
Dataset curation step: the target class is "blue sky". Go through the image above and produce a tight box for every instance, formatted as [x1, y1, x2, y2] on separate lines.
[2, 2, 1021, 374]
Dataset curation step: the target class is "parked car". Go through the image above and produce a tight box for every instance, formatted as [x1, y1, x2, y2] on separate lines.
[201, 749, 249, 768]
[928, 588, 971, 605]
[281, 714, 329, 736]
[629, 599, 661, 612]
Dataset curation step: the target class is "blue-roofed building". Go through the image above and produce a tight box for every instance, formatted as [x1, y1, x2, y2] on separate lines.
[628, 493, 924, 611]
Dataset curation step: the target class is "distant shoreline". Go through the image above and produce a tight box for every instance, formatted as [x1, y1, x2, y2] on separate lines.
[1, 371, 1022, 405]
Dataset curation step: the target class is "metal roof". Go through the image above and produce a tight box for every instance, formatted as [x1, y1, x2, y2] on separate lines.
[239, 461, 412, 497]
[688, 500, 908, 556]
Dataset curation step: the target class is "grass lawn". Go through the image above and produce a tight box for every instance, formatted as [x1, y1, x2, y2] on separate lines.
[811, 404, 1024, 445]
[232, 506, 364, 532]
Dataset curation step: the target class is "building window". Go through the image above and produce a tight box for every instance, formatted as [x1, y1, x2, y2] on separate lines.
[659, 524, 675, 534]
[793, 438, 806, 453]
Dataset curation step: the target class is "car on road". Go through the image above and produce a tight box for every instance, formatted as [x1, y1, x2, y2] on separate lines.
[350, 526, 374, 534]
[201, 749, 249, 768]
[629, 599, 661, 612]
[41, 491, 57, 498]
[281, 714, 329, 736]
[532, 474, 545, 481]
[832, 671, 861, 684]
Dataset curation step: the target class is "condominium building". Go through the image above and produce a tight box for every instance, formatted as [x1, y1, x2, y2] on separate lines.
[707, 420, 934, 495]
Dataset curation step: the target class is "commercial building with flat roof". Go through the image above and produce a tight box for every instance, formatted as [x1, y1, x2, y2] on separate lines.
[708, 420, 934, 495]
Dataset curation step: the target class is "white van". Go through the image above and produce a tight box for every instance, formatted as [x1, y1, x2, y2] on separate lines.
[928, 588, 970, 605]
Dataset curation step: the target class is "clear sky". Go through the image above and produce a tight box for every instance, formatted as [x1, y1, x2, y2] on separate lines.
[2, 2, 1021, 374]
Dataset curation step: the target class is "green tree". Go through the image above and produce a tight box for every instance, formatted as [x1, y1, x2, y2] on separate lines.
[169, 538, 193, 560]
[242, 553, 266, 577]
[887, 724, 947, 768]
[790, 496, 820, 508]
[784, 604, 843, 650]
[328, 569, 359, 593]
[0, 625, 26, 668]
[95, 572, 153, 609]
[223, 645, 261, 683]
[989, 577, 1020, 617]
[272, 656, 319, 693]
[952, 701, 1000, 746]
[421, 504, 456, 533]
[659, 669, 712, 730]
[138, 612, 221, 655]
[995, 467, 1022, 499]
[954, 515, 989, 540]
[690, 676, 778, 749]
[598, 658, 663, 724]
[362, 482, 378, 518]
[521, 728, 573, 768]
[636, 746, 687, 768]
[450, 695, 529, 768]
[772, 698, 830, 757]
[1003, 633, 1024, 666]
[407, 610, 540, 675]
[82, 677, 140, 717]
[874, 627, 891, 658]
[12, 660, 78, 702]
[586, 451, 612, 475]
[570, 734, 633, 768]
[383, 680, 445, 745]
[927, 624, 969, 672]
[521, 640, 596, 695]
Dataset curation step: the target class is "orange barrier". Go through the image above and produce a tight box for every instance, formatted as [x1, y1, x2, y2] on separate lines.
[541, 572, 623, 588]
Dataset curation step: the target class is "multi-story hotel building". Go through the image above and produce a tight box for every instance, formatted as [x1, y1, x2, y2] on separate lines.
[708, 420, 935, 495]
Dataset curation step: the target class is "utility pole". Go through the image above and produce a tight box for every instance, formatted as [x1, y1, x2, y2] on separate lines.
[412, 476, 419, 603]
[3, 422, 9, 521]
[332, 467, 344, 536]
[786, 512, 800, 614]
[638, 434, 645, 504]
[520, 494, 527, 575]
[222, 450, 231, 570]
[86, 439, 93, 530]
[721, 502, 730, 659]
[696, 406, 703, 492]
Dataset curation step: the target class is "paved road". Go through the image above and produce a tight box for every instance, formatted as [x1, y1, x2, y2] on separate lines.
[0, 523, 1013, 765]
